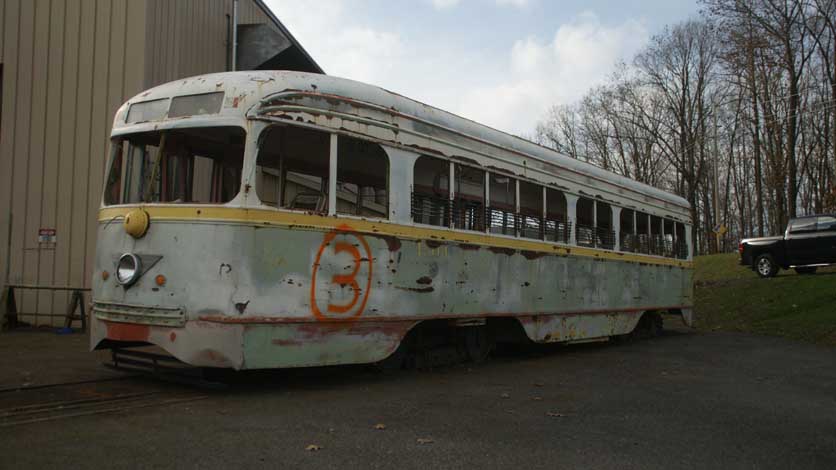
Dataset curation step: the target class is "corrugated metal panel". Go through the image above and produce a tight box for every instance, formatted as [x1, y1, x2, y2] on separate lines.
[0, 1, 16, 300]
[142, 0, 297, 87]
[0, 0, 311, 325]
[0, 0, 149, 325]
[144, 0, 233, 87]
[0, 0, 5, 63]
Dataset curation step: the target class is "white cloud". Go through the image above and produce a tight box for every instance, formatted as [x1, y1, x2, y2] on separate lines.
[429, 0, 461, 9]
[265, 2, 648, 136]
[496, 0, 531, 7]
[457, 11, 648, 134]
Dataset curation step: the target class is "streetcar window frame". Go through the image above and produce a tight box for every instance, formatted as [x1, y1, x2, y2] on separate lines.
[412, 155, 452, 227]
[335, 135, 389, 219]
[619, 208, 636, 253]
[382, 144, 687, 258]
[255, 125, 390, 220]
[596, 201, 614, 250]
[452, 163, 486, 232]
[103, 126, 246, 206]
[488, 172, 517, 236]
[544, 188, 569, 243]
[518, 180, 543, 240]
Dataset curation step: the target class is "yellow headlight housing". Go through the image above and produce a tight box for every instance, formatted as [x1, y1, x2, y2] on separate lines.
[123, 209, 150, 239]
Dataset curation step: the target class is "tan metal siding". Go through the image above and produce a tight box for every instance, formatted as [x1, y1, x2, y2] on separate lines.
[53, 0, 84, 319]
[0, 0, 150, 325]
[143, 0, 279, 88]
[0, 0, 294, 325]
[0, 0, 5, 63]
[0, 1, 17, 298]
[10, 0, 35, 317]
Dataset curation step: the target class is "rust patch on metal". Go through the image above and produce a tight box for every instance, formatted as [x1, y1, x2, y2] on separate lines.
[521, 250, 546, 260]
[450, 155, 480, 166]
[196, 349, 232, 367]
[416, 276, 433, 285]
[406, 142, 445, 156]
[395, 286, 435, 293]
[368, 233, 402, 251]
[425, 240, 444, 248]
[198, 305, 693, 324]
[105, 322, 150, 342]
[488, 246, 515, 256]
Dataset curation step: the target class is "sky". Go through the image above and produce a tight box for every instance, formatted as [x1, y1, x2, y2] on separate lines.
[264, 0, 701, 137]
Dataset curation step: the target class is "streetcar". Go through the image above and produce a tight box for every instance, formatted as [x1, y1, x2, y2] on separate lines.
[91, 71, 693, 370]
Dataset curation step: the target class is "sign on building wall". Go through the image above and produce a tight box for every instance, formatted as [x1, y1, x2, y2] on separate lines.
[38, 228, 56, 245]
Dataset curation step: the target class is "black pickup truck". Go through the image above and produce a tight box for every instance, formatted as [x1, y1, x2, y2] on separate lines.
[739, 214, 836, 278]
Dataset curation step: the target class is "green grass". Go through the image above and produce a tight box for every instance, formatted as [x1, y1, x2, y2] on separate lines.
[693, 253, 836, 346]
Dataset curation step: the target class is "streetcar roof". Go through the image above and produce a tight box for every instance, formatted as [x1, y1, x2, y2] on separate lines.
[112, 71, 690, 211]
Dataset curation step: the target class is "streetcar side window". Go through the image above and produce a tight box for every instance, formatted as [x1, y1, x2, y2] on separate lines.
[488, 173, 517, 235]
[256, 126, 330, 213]
[650, 215, 663, 256]
[576, 197, 595, 247]
[545, 188, 568, 243]
[675, 222, 688, 259]
[596, 201, 614, 250]
[412, 156, 450, 227]
[453, 164, 486, 231]
[104, 126, 245, 205]
[635, 212, 650, 253]
[663, 219, 675, 258]
[336, 135, 389, 219]
[619, 209, 635, 252]
[519, 181, 543, 239]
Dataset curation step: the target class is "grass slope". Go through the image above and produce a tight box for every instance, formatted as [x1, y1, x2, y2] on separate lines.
[694, 253, 836, 346]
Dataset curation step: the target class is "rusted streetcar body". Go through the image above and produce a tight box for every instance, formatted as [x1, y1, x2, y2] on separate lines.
[91, 71, 693, 369]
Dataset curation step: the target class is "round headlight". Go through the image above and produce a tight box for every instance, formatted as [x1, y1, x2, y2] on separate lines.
[116, 253, 142, 286]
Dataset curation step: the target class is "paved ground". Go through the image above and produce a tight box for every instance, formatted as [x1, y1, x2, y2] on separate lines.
[1, 325, 835, 469]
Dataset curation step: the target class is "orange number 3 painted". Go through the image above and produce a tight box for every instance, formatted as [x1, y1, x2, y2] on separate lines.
[310, 226, 373, 321]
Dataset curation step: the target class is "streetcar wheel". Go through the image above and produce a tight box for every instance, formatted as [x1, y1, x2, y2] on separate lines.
[632, 312, 663, 340]
[459, 326, 494, 363]
[755, 254, 778, 278]
[373, 340, 409, 372]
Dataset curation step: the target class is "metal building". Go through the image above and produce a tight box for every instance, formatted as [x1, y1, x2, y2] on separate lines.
[0, 0, 322, 326]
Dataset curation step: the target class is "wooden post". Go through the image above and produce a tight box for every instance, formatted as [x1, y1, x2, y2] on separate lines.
[64, 290, 87, 331]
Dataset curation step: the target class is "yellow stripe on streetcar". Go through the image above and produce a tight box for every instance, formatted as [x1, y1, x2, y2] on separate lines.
[98, 205, 693, 269]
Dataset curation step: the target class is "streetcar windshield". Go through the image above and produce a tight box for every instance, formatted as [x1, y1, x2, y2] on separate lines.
[103, 126, 245, 205]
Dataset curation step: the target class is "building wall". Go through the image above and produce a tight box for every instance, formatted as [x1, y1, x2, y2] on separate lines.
[0, 0, 283, 325]
[144, 0, 283, 87]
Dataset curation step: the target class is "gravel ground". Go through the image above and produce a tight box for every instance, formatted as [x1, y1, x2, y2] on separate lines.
[1, 326, 834, 469]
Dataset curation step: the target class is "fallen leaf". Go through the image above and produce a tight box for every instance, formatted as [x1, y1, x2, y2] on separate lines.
[546, 412, 565, 418]
[374, 423, 386, 430]
[417, 438, 434, 444]
[500, 392, 510, 398]
[532, 396, 543, 401]
[305, 444, 323, 452]
[533, 382, 544, 387]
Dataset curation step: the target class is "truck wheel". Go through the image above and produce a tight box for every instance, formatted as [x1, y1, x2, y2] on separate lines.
[755, 254, 778, 278]
[794, 267, 817, 275]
